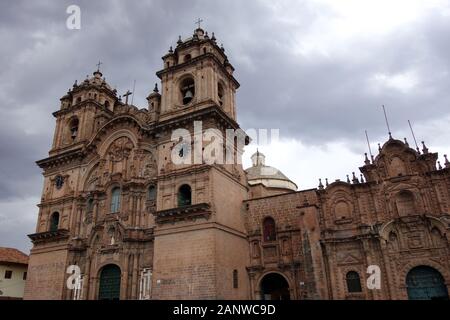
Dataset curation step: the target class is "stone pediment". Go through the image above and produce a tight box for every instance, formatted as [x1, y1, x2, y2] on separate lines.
[337, 252, 362, 265]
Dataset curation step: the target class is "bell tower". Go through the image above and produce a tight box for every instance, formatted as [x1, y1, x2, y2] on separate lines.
[151, 28, 250, 299]
[51, 68, 118, 155]
[156, 27, 239, 122]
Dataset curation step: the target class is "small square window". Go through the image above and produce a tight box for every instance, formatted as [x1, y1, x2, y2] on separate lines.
[23, 272, 27, 280]
[4, 270, 12, 279]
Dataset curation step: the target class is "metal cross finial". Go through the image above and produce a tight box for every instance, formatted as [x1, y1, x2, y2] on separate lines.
[195, 18, 203, 29]
[123, 90, 132, 105]
[96, 60, 103, 71]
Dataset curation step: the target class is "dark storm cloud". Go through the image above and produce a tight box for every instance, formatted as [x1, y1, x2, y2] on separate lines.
[1, 0, 450, 252]
[0, 120, 43, 199]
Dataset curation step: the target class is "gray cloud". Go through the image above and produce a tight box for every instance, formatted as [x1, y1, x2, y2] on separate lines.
[1, 0, 450, 252]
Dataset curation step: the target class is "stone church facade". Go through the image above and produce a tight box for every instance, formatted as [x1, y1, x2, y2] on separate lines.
[24, 28, 450, 300]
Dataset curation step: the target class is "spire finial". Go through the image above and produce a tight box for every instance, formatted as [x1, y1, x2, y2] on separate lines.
[352, 172, 359, 184]
[325, 178, 329, 187]
[360, 174, 365, 183]
[318, 179, 324, 190]
[153, 83, 159, 93]
[346, 174, 351, 184]
[364, 153, 370, 165]
[169, 46, 173, 53]
[421, 141, 429, 154]
[438, 161, 443, 170]
[444, 154, 449, 168]
[378, 143, 382, 152]
[404, 137, 409, 147]
[177, 35, 182, 45]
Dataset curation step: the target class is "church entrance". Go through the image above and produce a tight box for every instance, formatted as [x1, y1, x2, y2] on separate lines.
[406, 266, 449, 300]
[98, 264, 121, 300]
[260, 273, 290, 300]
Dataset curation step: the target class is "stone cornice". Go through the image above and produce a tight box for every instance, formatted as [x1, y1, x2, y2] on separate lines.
[28, 229, 70, 244]
[155, 104, 242, 134]
[154, 203, 212, 225]
[53, 99, 114, 118]
[36, 147, 84, 170]
[157, 164, 211, 179]
[156, 52, 239, 88]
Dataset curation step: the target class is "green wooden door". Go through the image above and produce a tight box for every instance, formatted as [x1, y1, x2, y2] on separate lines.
[98, 265, 121, 300]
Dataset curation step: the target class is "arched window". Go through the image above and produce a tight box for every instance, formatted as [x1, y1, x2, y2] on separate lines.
[233, 270, 239, 289]
[184, 54, 192, 62]
[218, 83, 224, 107]
[346, 271, 362, 293]
[263, 217, 276, 242]
[104, 100, 110, 109]
[69, 117, 79, 140]
[87, 198, 94, 212]
[178, 184, 192, 207]
[148, 185, 156, 201]
[110, 187, 121, 213]
[180, 77, 195, 105]
[49, 212, 60, 232]
[55, 175, 64, 189]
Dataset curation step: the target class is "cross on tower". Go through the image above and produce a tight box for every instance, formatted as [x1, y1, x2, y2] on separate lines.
[123, 90, 132, 105]
[195, 18, 203, 29]
[96, 60, 103, 72]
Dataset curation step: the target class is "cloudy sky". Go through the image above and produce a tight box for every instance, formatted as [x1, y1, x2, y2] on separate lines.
[1, 0, 449, 253]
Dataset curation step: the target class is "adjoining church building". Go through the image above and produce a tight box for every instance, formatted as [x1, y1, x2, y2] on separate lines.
[24, 27, 450, 300]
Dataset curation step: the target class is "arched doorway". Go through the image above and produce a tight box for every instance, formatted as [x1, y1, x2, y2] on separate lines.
[98, 264, 121, 300]
[260, 273, 290, 300]
[406, 266, 449, 300]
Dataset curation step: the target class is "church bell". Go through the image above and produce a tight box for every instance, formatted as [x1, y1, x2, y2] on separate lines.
[183, 90, 193, 104]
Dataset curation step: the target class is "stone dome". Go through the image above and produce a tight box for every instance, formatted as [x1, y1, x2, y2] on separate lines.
[245, 151, 297, 191]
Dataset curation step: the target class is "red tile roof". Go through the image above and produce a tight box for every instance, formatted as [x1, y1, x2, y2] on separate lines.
[0, 247, 29, 265]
